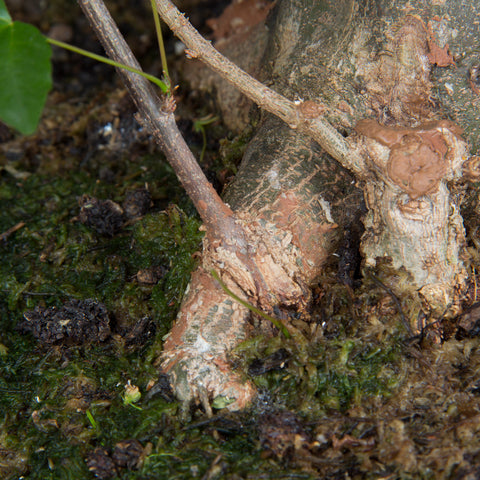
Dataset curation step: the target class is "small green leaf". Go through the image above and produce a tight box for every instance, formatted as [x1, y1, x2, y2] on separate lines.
[86, 410, 98, 430]
[212, 395, 236, 409]
[0, 21, 52, 134]
[0, 0, 12, 26]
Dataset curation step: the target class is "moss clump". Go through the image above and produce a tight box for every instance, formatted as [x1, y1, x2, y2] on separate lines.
[0, 149, 207, 479]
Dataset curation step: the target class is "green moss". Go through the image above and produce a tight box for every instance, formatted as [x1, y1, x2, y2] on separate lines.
[314, 340, 401, 411]
[0, 158, 433, 479]
[0, 151, 209, 478]
[217, 126, 254, 175]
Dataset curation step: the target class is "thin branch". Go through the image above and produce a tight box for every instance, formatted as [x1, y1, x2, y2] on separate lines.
[77, 0, 240, 240]
[0, 221, 25, 241]
[154, 0, 365, 175]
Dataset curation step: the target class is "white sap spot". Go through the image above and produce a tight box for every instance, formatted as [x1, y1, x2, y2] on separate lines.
[318, 197, 334, 223]
[266, 167, 281, 190]
[194, 335, 211, 353]
[174, 41, 185, 55]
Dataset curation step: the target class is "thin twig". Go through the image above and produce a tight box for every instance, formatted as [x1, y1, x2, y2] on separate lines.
[77, 0, 240, 240]
[0, 221, 25, 241]
[154, 0, 365, 175]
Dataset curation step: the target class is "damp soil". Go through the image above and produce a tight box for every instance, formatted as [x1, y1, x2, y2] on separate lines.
[3, 1, 480, 480]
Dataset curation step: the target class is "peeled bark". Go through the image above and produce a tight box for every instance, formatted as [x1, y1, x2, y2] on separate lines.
[160, 0, 478, 409]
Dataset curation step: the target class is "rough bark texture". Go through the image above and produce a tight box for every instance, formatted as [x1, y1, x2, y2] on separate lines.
[357, 120, 468, 313]
[160, 0, 362, 410]
[160, 0, 479, 409]
[257, 0, 475, 311]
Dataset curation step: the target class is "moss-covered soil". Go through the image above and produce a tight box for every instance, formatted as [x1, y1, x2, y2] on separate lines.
[3, 1, 480, 479]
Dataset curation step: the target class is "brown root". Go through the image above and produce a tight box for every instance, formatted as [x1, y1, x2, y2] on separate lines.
[160, 268, 257, 411]
[160, 188, 338, 410]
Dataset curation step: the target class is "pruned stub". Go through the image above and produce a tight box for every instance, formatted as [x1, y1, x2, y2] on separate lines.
[356, 118, 469, 315]
[388, 131, 447, 199]
[356, 119, 465, 199]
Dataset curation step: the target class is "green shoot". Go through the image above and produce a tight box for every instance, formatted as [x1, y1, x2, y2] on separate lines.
[86, 409, 98, 430]
[193, 115, 219, 163]
[150, 0, 170, 89]
[210, 269, 291, 339]
[46, 37, 169, 93]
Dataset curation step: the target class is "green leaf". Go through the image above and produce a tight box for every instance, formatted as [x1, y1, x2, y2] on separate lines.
[0, 21, 52, 134]
[212, 395, 236, 409]
[0, 0, 12, 26]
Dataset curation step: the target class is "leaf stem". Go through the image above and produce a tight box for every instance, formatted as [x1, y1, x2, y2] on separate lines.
[150, 0, 169, 83]
[46, 37, 168, 93]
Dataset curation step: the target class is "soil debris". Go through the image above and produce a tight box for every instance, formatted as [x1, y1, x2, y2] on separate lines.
[78, 187, 152, 236]
[86, 439, 145, 479]
[258, 409, 310, 460]
[86, 447, 117, 479]
[122, 187, 152, 219]
[111, 439, 144, 469]
[78, 195, 124, 237]
[135, 266, 167, 285]
[19, 299, 111, 346]
[120, 316, 157, 348]
[247, 348, 289, 376]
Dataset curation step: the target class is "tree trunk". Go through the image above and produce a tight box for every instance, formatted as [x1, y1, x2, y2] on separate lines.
[160, 0, 479, 410]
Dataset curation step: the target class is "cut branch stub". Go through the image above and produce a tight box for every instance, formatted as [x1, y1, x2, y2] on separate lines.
[356, 119, 469, 314]
[356, 119, 465, 199]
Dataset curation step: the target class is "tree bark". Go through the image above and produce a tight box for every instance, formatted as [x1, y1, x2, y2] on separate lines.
[160, 0, 479, 409]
